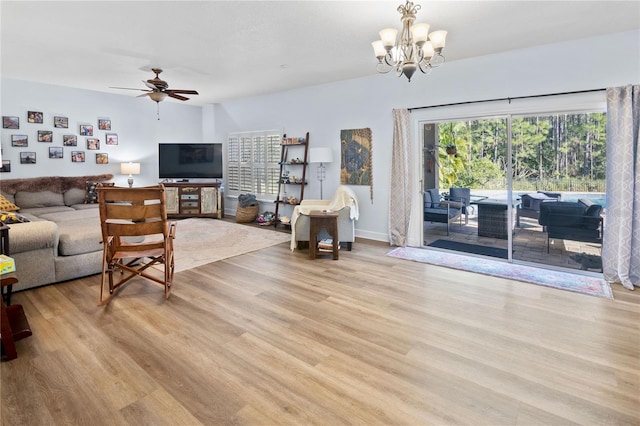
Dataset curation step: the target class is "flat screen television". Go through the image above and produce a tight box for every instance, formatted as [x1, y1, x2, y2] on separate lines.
[158, 143, 223, 180]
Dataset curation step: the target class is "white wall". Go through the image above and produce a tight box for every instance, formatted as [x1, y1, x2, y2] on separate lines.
[213, 30, 640, 242]
[2, 30, 638, 243]
[1, 79, 203, 187]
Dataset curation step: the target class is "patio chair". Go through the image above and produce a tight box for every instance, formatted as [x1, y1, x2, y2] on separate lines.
[448, 187, 473, 220]
[97, 185, 177, 306]
[423, 188, 464, 236]
[516, 191, 561, 227]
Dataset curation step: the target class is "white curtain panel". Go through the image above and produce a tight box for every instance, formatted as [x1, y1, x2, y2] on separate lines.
[603, 85, 640, 290]
[388, 108, 412, 246]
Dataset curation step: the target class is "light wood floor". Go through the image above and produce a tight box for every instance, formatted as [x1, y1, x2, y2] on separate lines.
[2, 238, 639, 425]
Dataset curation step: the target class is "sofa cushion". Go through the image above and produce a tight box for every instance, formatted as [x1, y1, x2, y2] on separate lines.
[38, 209, 102, 255]
[424, 189, 441, 208]
[4, 220, 58, 254]
[15, 190, 65, 208]
[70, 203, 100, 211]
[64, 187, 86, 206]
[0, 193, 20, 211]
[20, 206, 76, 216]
[539, 202, 586, 227]
[37, 208, 100, 223]
[0, 211, 31, 224]
[56, 219, 103, 256]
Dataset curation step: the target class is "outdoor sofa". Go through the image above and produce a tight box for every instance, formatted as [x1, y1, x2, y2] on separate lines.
[538, 198, 603, 252]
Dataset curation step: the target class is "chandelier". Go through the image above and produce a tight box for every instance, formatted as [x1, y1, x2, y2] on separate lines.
[371, 1, 447, 82]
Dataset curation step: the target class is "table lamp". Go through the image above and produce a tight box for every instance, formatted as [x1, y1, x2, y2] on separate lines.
[310, 147, 333, 200]
[120, 162, 141, 188]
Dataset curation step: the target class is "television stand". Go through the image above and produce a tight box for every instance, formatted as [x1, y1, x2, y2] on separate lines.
[163, 182, 223, 219]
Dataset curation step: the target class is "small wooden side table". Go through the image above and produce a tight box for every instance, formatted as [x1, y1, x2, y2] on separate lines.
[1, 223, 32, 361]
[1, 273, 32, 361]
[309, 210, 339, 260]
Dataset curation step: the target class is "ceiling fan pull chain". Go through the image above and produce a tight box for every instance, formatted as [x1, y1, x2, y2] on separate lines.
[157, 102, 160, 120]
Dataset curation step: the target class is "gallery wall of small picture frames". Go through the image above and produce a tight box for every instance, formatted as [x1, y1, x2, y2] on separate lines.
[1, 111, 121, 172]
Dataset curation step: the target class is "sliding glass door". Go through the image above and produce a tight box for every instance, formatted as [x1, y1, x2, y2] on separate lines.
[510, 112, 606, 270]
[422, 117, 512, 260]
[421, 109, 606, 273]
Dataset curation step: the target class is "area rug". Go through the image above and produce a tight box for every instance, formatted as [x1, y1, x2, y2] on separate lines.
[167, 218, 290, 272]
[428, 239, 508, 259]
[387, 246, 613, 299]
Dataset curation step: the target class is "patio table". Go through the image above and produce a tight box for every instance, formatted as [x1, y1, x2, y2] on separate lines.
[472, 198, 520, 239]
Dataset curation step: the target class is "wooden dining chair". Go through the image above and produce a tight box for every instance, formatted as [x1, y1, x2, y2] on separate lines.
[97, 185, 177, 306]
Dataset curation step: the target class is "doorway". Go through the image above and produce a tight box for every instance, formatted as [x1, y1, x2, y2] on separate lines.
[418, 108, 606, 273]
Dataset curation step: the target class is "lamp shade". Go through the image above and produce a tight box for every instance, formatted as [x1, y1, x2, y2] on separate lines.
[310, 147, 333, 164]
[120, 162, 141, 175]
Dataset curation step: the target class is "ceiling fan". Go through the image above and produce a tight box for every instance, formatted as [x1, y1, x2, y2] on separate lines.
[110, 68, 199, 103]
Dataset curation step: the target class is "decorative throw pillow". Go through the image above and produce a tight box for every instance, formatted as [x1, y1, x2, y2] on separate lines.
[0, 211, 30, 224]
[0, 194, 19, 211]
[84, 181, 100, 204]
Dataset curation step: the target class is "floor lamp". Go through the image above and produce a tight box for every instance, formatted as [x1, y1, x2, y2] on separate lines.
[310, 147, 333, 200]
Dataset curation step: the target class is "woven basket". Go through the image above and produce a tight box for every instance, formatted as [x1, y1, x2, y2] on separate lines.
[235, 204, 259, 223]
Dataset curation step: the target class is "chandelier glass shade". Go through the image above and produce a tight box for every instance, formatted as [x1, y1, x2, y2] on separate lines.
[372, 1, 447, 82]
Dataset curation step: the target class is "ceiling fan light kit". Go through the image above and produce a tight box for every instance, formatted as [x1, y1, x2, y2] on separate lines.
[372, 0, 447, 82]
[148, 91, 168, 102]
[111, 68, 199, 102]
[110, 68, 199, 119]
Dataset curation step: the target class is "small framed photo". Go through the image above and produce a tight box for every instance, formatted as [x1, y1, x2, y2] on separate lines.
[49, 147, 63, 159]
[98, 118, 111, 130]
[105, 133, 118, 145]
[63, 135, 77, 146]
[3, 116, 19, 129]
[28, 111, 43, 123]
[80, 124, 93, 136]
[71, 151, 85, 162]
[87, 138, 100, 150]
[11, 134, 28, 147]
[38, 130, 53, 142]
[20, 152, 36, 164]
[0, 160, 11, 173]
[54, 116, 69, 128]
[96, 153, 108, 164]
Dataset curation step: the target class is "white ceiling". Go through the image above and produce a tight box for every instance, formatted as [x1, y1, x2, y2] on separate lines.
[2, 1, 639, 106]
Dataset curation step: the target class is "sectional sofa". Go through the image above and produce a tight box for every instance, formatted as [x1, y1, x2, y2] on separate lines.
[0, 174, 113, 292]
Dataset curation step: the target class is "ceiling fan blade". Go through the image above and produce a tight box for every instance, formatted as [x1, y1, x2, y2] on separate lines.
[167, 93, 189, 101]
[166, 89, 199, 95]
[143, 80, 157, 90]
[110, 86, 150, 92]
[137, 93, 151, 98]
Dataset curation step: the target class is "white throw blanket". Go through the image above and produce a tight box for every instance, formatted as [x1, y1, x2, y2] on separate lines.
[290, 185, 359, 250]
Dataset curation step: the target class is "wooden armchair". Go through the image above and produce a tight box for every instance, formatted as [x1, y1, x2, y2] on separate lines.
[97, 185, 177, 306]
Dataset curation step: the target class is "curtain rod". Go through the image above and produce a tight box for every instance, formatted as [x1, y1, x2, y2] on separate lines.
[408, 88, 606, 112]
